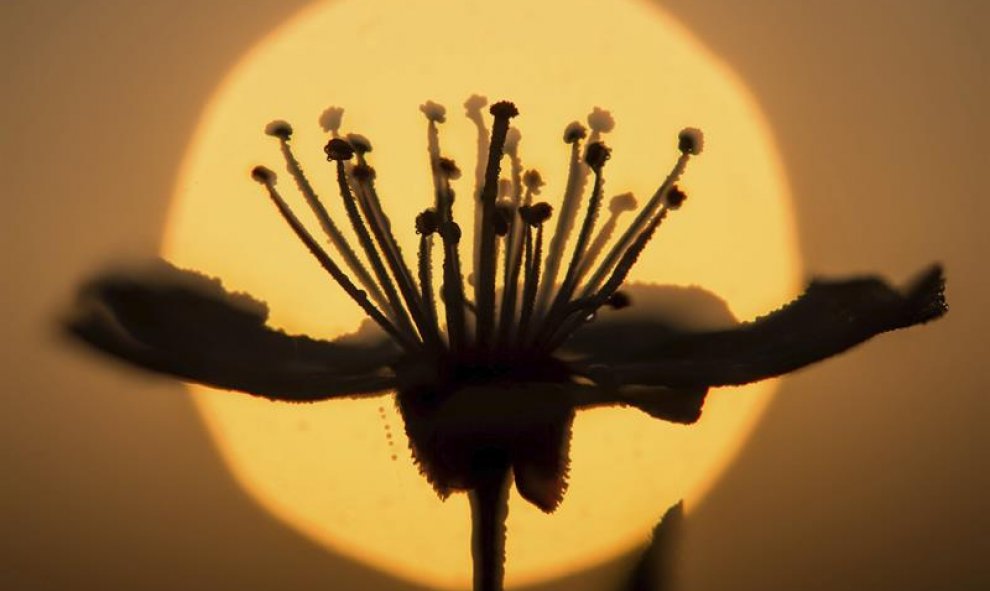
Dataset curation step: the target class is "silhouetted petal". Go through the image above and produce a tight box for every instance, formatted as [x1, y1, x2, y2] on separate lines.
[64, 259, 401, 401]
[565, 265, 947, 389]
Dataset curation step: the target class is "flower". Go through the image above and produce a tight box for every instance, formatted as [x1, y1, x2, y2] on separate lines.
[64, 99, 947, 590]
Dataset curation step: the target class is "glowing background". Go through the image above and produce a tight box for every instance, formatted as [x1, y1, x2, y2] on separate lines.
[162, 0, 796, 586]
[3, 1, 986, 590]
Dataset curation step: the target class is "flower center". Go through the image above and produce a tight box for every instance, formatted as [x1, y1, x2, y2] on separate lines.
[251, 98, 701, 362]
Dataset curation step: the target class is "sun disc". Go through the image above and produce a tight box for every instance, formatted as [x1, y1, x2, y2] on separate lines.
[163, 0, 799, 587]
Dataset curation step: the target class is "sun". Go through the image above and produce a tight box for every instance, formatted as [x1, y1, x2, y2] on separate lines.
[162, 0, 798, 588]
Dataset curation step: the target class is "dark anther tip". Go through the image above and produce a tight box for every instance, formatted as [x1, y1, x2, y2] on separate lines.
[665, 185, 688, 209]
[606, 291, 632, 310]
[415, 209, 439, 235]
[438, 157, 461, 179]
[494, 202, 515, 236]
[439, 221, 462, 243]
[587, 107, 615, 134]
[564, 121, 587, 144]
[352, 163, 376, 181]
[420, 101, 447, 123]
[678, 127, 704, 155]
[319, 106, 344, 133]
[520, 202, 553, 226]
[346, 133, 373, 154]
[489, 100, 519, 119]
[609, 192, 638, 214]
[584, 141, 612, 171]
[264, 120, 293, 140]
[324, 138, 355, 161]
[523, 169, 545, 193]
[250, 165, 276, 184]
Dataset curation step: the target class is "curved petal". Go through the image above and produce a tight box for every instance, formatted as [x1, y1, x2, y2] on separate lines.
[64, 259, 401, 401]
[565, 265, 947, 389]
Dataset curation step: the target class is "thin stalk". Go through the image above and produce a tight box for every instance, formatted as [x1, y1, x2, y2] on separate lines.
[468, 461, 511, 591]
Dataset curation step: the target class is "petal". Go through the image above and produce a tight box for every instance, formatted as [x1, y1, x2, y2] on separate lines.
[64, 259, 400, 401]
[569, 383, 709, 425]
[511, 411, 574, 513]
[566, 265, 947, 389]
[562, 282, 738, 366]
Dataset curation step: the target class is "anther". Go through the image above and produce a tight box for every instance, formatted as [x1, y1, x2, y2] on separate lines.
[520, 202, 553, 226]
[664, 185, 688, 209]
[584, 141, 611, 171]
[494, 202, 514, 237]
[320, 106, 344, 134]
[489, 101, 519, 119]
[416, 209, 440, 235]
[440, 221, 462, 243]
[346, 133, 373, 155]
[587, 107, 615, 134]
[420, 101, 447, 123]
[606, 291, 632, 310]
[264, 120, 293, 141]
[250, 165, 276, 184]
[678, 127, 704, 155]
[464, 94, 488, 117]
[609, 192, 637, 214]
[324, 138, 355, 161]
[563, 121, 587, 144]
[352, 163, 376, 181]
[438, 157, 461, 179]
[523, 169, 544, 194]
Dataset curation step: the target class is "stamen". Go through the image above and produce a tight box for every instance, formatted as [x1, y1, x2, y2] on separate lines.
[475, 101, 519, 351]
[416, 212, 440, 346]
[250, 166, 415, 351]
[465, 95, 490, 285]
[497, 169, 543, 348]
[576, 192, 637, 282]
[580, 128, 702, 298]
[534, 120, 589, 321]
[325, 138, 420, 344]
[351, 158, 442, 351]
[439, 218, 468, 352]
[516, 202, 552, 346]
[537, 141, 612, 344]
[265, 121, 390, 317]
[546, 206, 671, 352]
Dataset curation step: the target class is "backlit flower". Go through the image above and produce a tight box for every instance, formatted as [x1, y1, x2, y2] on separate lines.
[64, 99, 947, 591]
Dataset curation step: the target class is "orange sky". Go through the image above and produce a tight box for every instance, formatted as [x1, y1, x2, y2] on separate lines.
[2, 1, 987, 590]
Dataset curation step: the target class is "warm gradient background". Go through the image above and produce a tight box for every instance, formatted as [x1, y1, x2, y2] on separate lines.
[2, 1, 986, 590]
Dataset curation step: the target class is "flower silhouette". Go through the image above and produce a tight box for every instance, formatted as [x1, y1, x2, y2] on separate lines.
[64, 97, 947, 591]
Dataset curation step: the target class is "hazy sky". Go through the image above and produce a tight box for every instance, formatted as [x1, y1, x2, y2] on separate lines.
[2, 1, 987, 590]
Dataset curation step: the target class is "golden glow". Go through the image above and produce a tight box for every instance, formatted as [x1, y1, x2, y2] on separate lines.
[163, 0, 799, 588]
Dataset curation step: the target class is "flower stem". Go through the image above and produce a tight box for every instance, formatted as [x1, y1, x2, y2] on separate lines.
[469, 460, 511, 591]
